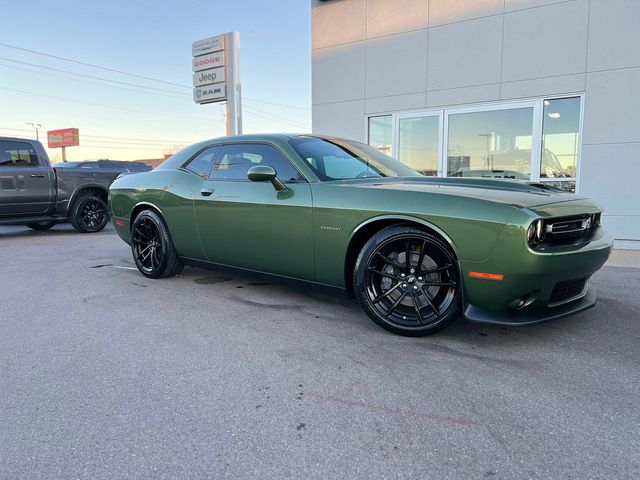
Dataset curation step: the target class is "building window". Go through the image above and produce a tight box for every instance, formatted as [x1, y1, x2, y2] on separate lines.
[368, 116, 392, 156]
[540, 97, 580, 192]
[366, 96, 582, 192]
[398, 115, 440, 176]
[446, 106, 534, 179]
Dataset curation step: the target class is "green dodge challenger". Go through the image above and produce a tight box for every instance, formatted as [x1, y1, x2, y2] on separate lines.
[109, 134, 612, 336]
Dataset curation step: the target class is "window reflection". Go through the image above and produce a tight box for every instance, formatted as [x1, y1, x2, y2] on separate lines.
[367, 115, 392, 156]
[541, 97, 580, 179]
[447, 107, 534, 179]
[398, 116, 439, 176]
[540, 180, 576, 193]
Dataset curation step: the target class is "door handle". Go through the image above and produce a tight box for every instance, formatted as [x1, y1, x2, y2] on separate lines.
[200, 188, 214, 197]
[30, 174, 45, 178]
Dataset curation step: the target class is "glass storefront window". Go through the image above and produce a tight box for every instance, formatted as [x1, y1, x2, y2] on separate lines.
[541, 97, 580, 179]
[366, 97, 582, 190]
[398, 116, 439, 176]
[368, 115, 392, 156]
[446, 107, 534, 179]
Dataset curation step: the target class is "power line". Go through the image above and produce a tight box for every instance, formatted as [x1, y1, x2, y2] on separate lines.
[0, 126, 196, 144]
[0, 41, 191, 89]
[244, 104, 310, 129]
[0, 60, 311, 125]
[0, 42, 311, 112]
[0, 58, 189, 98]
[0, 86, 218, 122]
[244, 97, 311, 111]
[0, 42, 312, 129]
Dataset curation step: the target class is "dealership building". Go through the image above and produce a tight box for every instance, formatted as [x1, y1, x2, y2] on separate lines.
[311, 0, 640, 249]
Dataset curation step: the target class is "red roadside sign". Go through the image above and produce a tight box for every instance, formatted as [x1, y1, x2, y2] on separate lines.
[47, 128, 79, 148]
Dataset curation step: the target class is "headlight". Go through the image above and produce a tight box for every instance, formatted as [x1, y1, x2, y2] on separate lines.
[527, 219, 545, 246]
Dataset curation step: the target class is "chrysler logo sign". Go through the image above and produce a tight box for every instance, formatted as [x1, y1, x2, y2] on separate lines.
[192, 34, 224, 56]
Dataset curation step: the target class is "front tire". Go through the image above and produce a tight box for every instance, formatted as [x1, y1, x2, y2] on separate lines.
[354, 226, 461, 336]
[70, 195, 108, 233]
[131, 209, 183, 279]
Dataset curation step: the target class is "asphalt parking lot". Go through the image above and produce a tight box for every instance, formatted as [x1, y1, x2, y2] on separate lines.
[1, 223, 639, 479]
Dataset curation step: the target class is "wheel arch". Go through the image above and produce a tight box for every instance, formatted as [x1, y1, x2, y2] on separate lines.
[130, 201, 166, 231]
[67, 184, 109, 214]
[343, 215, 458, 295]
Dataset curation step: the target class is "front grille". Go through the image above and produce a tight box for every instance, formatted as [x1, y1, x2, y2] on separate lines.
[543, 214, 599, 244]
[549, 276, 588, 305]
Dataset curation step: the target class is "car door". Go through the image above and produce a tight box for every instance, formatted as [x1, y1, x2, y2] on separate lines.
[191, 142, 314, 281]
[0, 139, 53, 216]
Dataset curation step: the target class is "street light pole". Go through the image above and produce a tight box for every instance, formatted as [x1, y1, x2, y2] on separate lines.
[26, 122, 41, 141]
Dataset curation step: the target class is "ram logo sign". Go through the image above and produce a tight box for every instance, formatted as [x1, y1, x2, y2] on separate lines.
[193, 84, 226, 104]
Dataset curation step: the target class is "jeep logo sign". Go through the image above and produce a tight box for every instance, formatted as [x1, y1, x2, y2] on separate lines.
[193, 67, 225, 87]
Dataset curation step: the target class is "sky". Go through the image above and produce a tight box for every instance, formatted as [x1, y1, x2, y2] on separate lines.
[0, 0, 311, 163]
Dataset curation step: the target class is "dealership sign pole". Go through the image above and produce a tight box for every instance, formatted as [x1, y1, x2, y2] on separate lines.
[192, 32, 242, 135]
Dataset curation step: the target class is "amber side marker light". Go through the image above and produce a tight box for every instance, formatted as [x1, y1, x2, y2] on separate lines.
[468, 271, 505, 281]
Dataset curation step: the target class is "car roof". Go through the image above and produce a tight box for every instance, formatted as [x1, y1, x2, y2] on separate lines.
[196, 133, 355, 145]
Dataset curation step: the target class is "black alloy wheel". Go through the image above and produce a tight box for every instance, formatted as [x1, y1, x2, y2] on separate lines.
[70, 195, 108, 233]
[131, 209, 183, 278]
[354, 226, 461, 336]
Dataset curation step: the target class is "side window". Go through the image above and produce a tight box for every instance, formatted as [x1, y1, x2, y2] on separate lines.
[210, 144, 302, 182]
[0, 141, 39, 167]
[185, 147, 218, 177]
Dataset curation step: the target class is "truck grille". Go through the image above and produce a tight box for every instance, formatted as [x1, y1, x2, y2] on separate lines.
[549, 276, 588, 305]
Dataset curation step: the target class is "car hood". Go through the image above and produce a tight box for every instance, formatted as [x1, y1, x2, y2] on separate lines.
[332, 176, 587, 209]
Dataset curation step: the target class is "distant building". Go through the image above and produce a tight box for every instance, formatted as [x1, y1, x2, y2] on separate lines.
[134, 154, 173, 169]
[311, 0, 640, 249]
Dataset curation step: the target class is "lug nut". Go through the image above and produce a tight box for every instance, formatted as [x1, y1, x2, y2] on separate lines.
[402, 283, 407, 288]
[418, 277, 423, 281]
[400, 273, 406, 278]
[410, 268, 415, 274]
[413, 286, 418, 290]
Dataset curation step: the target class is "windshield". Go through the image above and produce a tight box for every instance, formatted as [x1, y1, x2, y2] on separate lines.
[289, 136, 421, 181]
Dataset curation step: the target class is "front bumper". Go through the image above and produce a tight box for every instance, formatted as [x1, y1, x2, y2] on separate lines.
[459, 221, 612, 325]
[464, 285, 597, 326]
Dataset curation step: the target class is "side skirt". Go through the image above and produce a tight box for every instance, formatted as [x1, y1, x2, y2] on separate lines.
[180, 256, 350, 299]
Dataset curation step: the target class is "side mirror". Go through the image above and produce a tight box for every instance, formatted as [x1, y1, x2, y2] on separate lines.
[247, 165, 287, 192]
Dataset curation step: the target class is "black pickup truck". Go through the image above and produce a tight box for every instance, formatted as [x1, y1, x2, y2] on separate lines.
[0, 136, 124, 232]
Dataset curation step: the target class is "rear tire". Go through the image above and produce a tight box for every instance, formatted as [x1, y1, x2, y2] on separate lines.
[70, 195, 108, 233]
[354, 226, 461, 336]
[131, 209, 183, 279]
[27, 220, 56, 231]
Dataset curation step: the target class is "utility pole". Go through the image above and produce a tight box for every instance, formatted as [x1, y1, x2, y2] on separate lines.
[26, 122, 41, 141]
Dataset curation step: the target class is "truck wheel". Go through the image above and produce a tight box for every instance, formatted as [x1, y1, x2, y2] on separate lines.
[131, 209, 183, 278]
[27, 220, 56, 231]
[70, 195, 108, 233]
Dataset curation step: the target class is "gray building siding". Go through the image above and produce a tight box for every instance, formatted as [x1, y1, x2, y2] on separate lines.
[311, 0, 640, 248]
